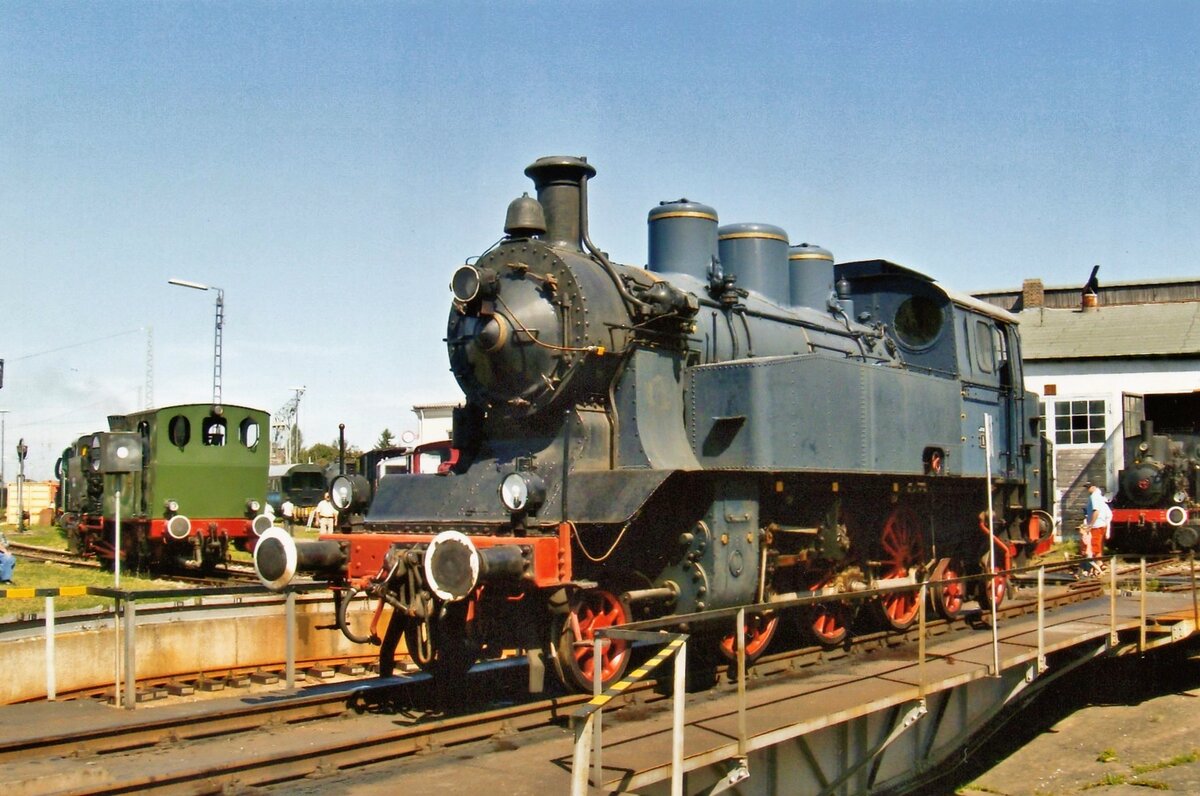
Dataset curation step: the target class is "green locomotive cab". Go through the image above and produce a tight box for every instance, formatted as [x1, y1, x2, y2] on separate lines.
[59, 403, 271, 571]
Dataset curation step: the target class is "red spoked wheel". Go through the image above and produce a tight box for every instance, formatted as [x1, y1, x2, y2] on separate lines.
[930, 558, 966, 620]
[553, 589, 631, 693]
[718, 612, 780, 664]
[979, 564, 1008, 610]
[802, 575, 851, 648]
[977, 517, 1013, 611]
[873, 506, 924, 631]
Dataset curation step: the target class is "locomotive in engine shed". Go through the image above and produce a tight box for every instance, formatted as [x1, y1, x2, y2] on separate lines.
[255, 155, 1052, 693]
[1110, 419, 1200, 552]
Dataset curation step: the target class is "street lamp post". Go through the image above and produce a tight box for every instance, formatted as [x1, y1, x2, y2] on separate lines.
[0, 410, 8, 512]
[16, 438, 27, 532]
[168, 278, 225, 413]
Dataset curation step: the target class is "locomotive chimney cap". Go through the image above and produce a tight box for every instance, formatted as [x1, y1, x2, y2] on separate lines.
[524, 155, 596, 180]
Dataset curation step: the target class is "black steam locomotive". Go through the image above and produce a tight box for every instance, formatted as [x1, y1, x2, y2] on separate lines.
[255, 156, 1051, 692]
[1110, 420, 1200, 552]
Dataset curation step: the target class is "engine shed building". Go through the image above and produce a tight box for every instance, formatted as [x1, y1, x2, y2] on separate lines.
[975, 276, 1200, 531]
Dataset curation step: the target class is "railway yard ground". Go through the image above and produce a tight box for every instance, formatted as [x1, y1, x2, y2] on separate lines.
[957, 651, 1200, 795]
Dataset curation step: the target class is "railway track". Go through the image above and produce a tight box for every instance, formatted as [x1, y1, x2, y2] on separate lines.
[8, 541, 262, 586]
[0, 580, 1120, 794]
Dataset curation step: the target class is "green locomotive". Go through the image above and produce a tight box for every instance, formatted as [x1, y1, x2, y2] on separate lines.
[56, 403, 271, 571]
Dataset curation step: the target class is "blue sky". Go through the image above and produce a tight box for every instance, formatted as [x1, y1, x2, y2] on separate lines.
[2, 1, 1197, 481]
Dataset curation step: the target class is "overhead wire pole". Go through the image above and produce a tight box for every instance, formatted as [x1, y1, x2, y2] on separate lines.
[271, 387, 305, 464]
[167, 279, 225, 414]
[212, 289, 223, 411]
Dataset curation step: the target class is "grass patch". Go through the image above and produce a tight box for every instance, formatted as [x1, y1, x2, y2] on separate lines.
[1031, 539, 1081, 566]
[1, 522, 213, 618]
[2, 522, 68, 550]
[1097, 748, 1118, 763]
[0, 561, 194, 617]
[1131, 750, 1200, 775]
[1083, 772, 1128, 789]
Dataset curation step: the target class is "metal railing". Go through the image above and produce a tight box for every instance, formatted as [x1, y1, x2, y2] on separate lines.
[0, 581, 329, 707]
[567, 551, 1200, 794]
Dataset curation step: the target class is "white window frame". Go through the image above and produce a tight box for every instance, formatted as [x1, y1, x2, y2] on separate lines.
[1048, 396, 1108, 447]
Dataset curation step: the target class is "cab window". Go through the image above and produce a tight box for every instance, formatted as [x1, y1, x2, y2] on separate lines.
[974, 320, 995, 373]
[168, 415, 191, 448]
[202, 416, 227, 446]
[239, 418, 260, 448]
[893, 295, 944, 350]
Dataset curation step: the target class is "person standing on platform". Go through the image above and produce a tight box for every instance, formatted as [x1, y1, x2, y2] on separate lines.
[312, 492, 338, 533]
[1085, 481, 1112, 576]
[281, 498, 295, 534]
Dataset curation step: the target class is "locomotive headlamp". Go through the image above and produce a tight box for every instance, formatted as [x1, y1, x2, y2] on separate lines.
[247, 499, 262, 513]
[165, 499, 180, 513]
[331, 478, 353, 510]
[90, 434, 102, 471]
[499, 472, 546, 514]
[1174, 490, 1189, 504]
[330, 474, 371, 512]
[451, 265, 500, 303]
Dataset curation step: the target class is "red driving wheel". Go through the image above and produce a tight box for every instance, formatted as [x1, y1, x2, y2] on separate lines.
[802, 573, 850, 647]
[874, 506, 924, 631]
[718, 612, 780, 664]
[930, 558, 965, 620]
[553, 589, 631, 692]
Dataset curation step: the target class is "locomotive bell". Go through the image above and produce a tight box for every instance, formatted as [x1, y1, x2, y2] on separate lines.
[504, 192, 547, 238]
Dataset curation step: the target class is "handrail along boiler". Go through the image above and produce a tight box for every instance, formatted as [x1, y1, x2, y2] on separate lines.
[255, 156, 1051, 692]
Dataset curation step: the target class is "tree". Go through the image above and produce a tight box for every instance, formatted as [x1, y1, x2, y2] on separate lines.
[299, 438, 363, 467]
[376, 428, 396, 449]
[303, 442, 339, 466]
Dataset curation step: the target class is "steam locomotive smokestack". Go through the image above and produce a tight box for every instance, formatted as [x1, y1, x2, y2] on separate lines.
[524, 156, 596, 251]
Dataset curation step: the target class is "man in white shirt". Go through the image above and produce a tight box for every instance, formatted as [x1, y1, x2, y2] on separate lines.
[312, 492, 338, 533]
[281, 498, 295, 533]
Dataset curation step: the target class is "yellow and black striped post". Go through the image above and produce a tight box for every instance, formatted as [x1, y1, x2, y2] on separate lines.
[577, 634, 687, 716]
[0, 585, 90, 701]
[0, 585, 89, 600]
[571, 629, 689, 796]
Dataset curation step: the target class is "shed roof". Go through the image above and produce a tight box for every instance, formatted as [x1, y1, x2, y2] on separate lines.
[1018, 303, 1200, 360]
